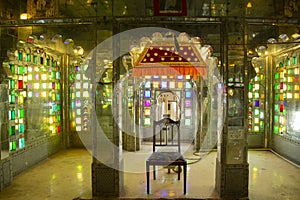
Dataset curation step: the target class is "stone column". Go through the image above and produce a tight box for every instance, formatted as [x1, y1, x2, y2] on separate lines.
[215, 19, 249, 199]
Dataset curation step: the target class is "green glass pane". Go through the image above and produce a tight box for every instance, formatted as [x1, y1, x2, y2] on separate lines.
[57, 104, 61, 111]
[51, 71, 55, 79]
[9, 80, 15, 89]
[275, 83, 279, 90]
[9, 94, 15, 104]
[274, 104, 279, 112]
[52, 61, 55, 67]
[19, 138, 25, 149]
[10, 65, 15, 74]
[19, 123, 24, 133]
[292, 56, 297, 65]
[287, 85, 292, 90]
[254, 109, 260, 116]
[286, 58, 290, 66]
[9, 109, 15, 120]
[274, 73, 279, 79]
[274, 126, 279, 134]
[248, 83, 253, 90]
[19, 109, 24, 118]
[18, 51, 22, 60]
[56, 93, 60, 100]
[279, 62, 284, 68]
[56, 72, 60, 79]
[23, 66, 27, 74]
[52, 105, 57, 113]
[33, 55, 38, 63]
[57, 115, 61, 122]
[287, 69, 293, 74]
[9, 126, 15, 136]
[26, 54, 31, 62]
[274, 115, 278, 123]
[10, 141, 17, 151]
[275, 94, 279, 101]
[46, 59, 50, 66]
[260, 121, 264, 128]
[18, 66, 23, 75]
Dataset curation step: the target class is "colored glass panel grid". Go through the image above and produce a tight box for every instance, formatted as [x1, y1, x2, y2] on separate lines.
[144, 117, 151, 126]
[185, 91, 191, 98]
[144, 100, 151, 107]
[185, 100, 191, 107]
[144, 90, 151, 98]
[144, 108, 151, 116]
[161, 81, 168, 89]
[185, 118, 191, 126]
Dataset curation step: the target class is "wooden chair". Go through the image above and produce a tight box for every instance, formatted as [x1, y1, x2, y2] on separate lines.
[146, 114, 187, 194]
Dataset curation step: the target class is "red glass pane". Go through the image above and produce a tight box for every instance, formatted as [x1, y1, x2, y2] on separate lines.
[18, 80, 23, 89]
[280, 104, 284, 112]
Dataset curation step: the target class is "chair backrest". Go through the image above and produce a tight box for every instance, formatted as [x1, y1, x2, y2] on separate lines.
[152, 114, 181, 153]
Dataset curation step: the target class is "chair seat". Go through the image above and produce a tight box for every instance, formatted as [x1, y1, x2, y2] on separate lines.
[146, 151, 187, 194]
[147, 152, 186, 166]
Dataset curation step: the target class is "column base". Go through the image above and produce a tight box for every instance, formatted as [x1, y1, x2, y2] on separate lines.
[215, 159, 249, 199]
[92, 159, 124, 198]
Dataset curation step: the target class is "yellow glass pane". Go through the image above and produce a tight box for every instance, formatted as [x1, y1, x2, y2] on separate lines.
[280, 93, 284, 101]
[280, 72, 285, 78]
[153, 82, 159, 88]
[34, 83, 39, 89]
[260, 74, 264, 80]
[49, 117, 54, 124]
[41, 91, 47, 98]
[18, 96, 24, 104]
[28, 74, 32, 80]
[41, 74, 47, 80]
[144, 108, 150, 116]
[178, 82, 183, 88]
[279, 116, 286, 124]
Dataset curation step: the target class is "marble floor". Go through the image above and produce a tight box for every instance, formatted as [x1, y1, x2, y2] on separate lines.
[0, 147, 299, 200]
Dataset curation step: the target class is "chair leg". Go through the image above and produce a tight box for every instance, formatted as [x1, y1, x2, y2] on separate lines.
[146, 163, 150, 194]
[183, 164, 187, 194]
[153, 165, 156, 180]
[178, 165, 180, 180]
